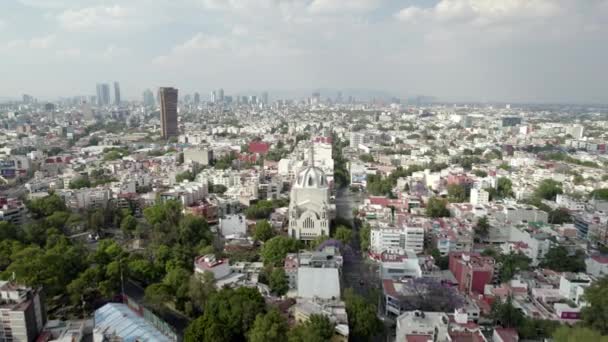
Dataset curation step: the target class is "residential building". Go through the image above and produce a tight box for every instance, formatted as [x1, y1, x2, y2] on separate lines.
[296, 267, 340, 300]
[194, 255, 231, 280]
[0, 197, 26, 226]
[470, 188, 489, 206]
[293, 298, 349, 342]
[183, 147, 212, 165]
[219, 214, 247, 237]
[93, 303, 176, 342]
[369, 222, 425, 254]
[0, 281, 47, 342]
[558, 273, 591, 305]
[586, 255, 608, 277]
[449, 252, 496, 294]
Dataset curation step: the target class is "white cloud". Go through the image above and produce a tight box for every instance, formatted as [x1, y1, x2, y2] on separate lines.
[56, 47, 81, 58]
[3, 34, 55, 50]
[308, 0, 381, 13]
[58, 5, 132, 31]
[396, 0, 564, 26]
[102, 45, 129, 59]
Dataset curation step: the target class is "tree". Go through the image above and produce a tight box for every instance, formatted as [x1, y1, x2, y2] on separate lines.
[474, 216, 490, 241]
[548, 208, 572, 224]
[27, 194, 67, 219]
[69, 176, 91, 189]
[426, 197, 450, 218]
[534, 179, 563, 200]
[582, 276, 608, 335]
[447, 184, 467, 203]
[261, 236, 298, 266]
[344, 289, 382, 341]
[333, 226, 353, 245]
[431, 248, 449, 270]
[499, 252, 531, 282]
[144, 283, 172, 310]
[359, 154, 374, 163]
[248, 309, 289, 342]
[288, 314, 335, 342]
[540, 245, 585, 273]
[120, 215, 137, 236]
[253, 220, 274, 242]
[591, 189, 608, 201]
[553, 326, 608, 342]
[187, 272, 215, 315]
[176, 170, 195, 183]
[359, 223, 371, 251]
[178, 215, 212, 248]
[491, 296, 524, 328]
[184, 287, 266, 341]
[496, 177, 514, 198]
[268, 268, 288, 296]
[396, 277, 464, 312]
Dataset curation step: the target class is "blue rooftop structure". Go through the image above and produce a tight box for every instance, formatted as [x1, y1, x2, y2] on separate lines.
[94, 303, 173, 342]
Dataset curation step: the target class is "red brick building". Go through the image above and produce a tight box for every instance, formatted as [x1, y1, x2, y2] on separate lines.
[449, 252, 495, 294]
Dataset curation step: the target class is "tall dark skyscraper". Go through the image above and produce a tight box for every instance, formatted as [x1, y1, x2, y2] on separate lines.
[193, 92, 200, 105]
[96, 83, 111, 106]
[113, 82, 121, 105]
[159, 87, 178, 139]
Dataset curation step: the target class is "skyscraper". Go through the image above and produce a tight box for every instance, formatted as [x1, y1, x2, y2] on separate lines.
[194, 92, 200, 105]
[261, 91, 269, 105]
[96, 83, 111, 106]
[159, 87, 178, 139]
[218, 88, 224, 103]
[113, 81, 121, 105]
[143, 89, 155, 106]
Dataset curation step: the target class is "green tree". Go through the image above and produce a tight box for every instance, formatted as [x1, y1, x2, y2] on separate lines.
[534, 179, 563, 200]
[359, 223, 371, 251]
[359, 154, 374, 163]
[176, 170, 195, 183]
[187, 272, 216, 315]
[496, 177, 514, 198]
[548, 208, 572, 224]
[431, 248, 449, 270]
[540, 245, 585, 273]
[27, 194, 67, 219]
[268, 268, 288, 296]
[447, 184, 467, 202]
[426, 197, 450, 218]
[261, 236, 299, 266]
[582, 276, 608, 334]
[334, 226, 353, 245]
[184, 287, 266, 342]
[344, 289, 382, 341]
[491, 296, 524, 328]
[288, 314, 335, 342]
[144, 283, 172, 310]
[120, 215, 137, 236]
[499, 252, 531, 282]
[248, 309, 289, 342]
[553, 326, 608, 342]
[474, 216, 490, 241]
[253, 220, 275, 242]
[69, 176, 92, 189]
[591, 189, 608, 201]
[177, 215, 212, 248]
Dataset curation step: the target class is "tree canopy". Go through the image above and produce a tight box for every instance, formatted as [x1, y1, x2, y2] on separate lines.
[260, 236, 299, 266]
[253, 220, 275, 242]
[426, 197, 450, 218]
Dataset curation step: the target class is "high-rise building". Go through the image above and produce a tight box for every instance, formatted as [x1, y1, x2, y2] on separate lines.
[261, 92, 269, 105]
[96, 83, 111, 106]
[113, 81, 121, 105]
[0, 281, 47, 342]
[211, 91, 217, 103]
[194, 92, 201, 105]
[159, 87, 178, 139]
[218, 88, 224, 103]
[143, 89, 155, 107]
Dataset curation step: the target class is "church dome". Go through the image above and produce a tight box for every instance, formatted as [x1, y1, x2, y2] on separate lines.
[295, 165, 328, 188]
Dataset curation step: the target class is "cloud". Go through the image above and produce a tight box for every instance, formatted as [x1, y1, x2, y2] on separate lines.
[58, 5, 133, 31]
[308, 0, 381, 13]
[56, 47, 81, 59]
[3, 34, 55, 50]
[396, 0, 563, 26]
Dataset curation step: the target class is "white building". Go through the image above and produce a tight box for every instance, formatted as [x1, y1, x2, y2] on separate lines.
[219, 214, 247, 237]
[194, 255, 231, 280]
[288, 151, 331, 241]
[370, 223, 425, 254]
[558, 273, 591, 305]
[470, 188, 489, 206]
[349, 132, 364, 149]
[183, 147, 212, 165]
[586, 256, 608, 278]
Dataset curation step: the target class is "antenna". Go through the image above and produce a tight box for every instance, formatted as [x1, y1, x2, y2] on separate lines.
[309, 145, 315, 167]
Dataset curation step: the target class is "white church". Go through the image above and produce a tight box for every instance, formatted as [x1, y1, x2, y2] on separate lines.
[288, 149, 333, 241]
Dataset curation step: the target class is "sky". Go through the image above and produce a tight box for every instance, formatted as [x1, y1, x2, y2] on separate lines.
[1, 0, 607, 103]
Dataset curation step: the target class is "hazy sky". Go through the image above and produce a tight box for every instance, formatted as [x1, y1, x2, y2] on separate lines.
[1, 0, 607, 103]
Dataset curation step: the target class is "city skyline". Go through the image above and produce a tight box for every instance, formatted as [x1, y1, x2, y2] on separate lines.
[1, 0, 607, 104]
